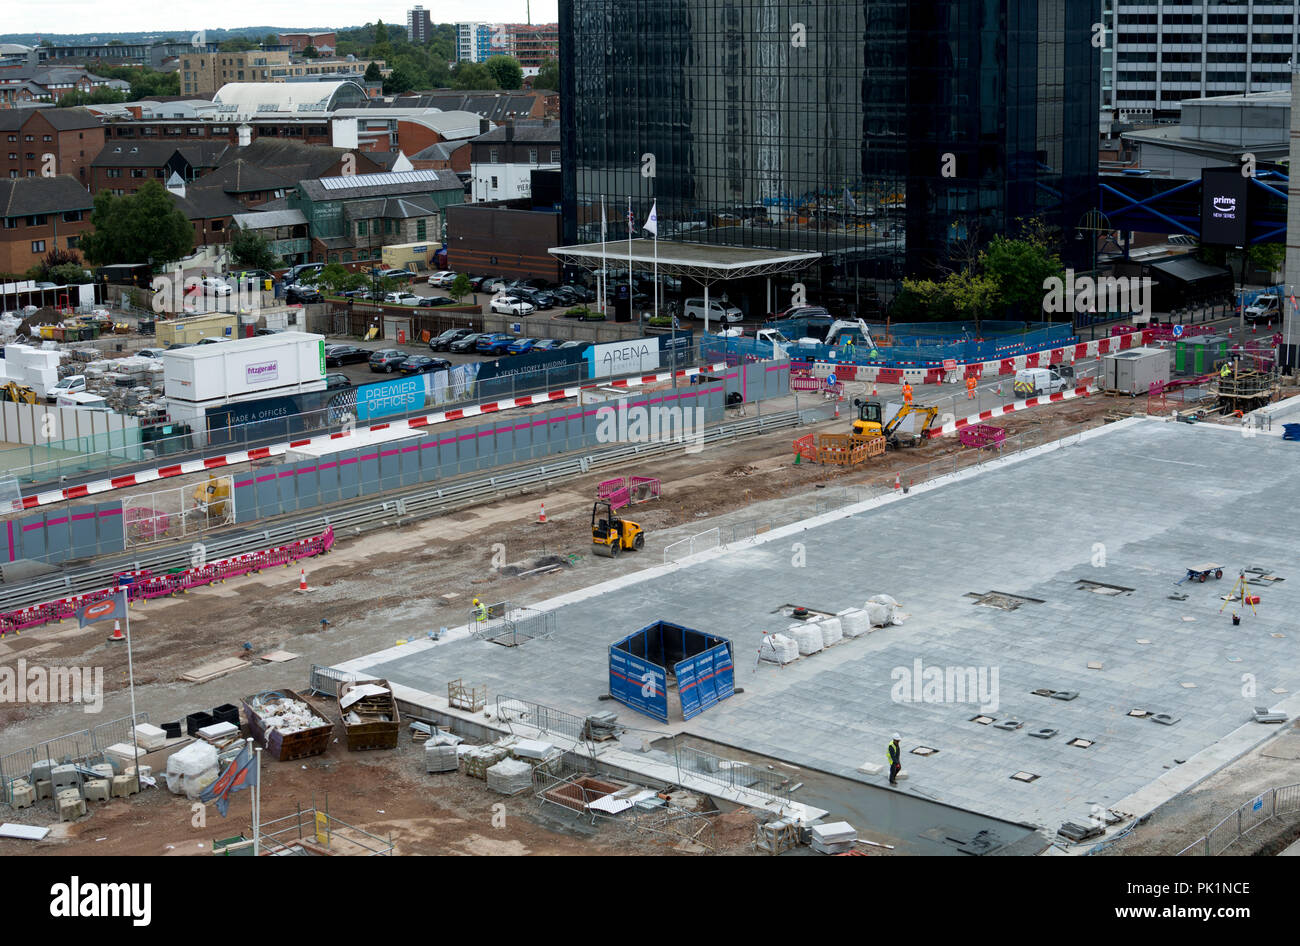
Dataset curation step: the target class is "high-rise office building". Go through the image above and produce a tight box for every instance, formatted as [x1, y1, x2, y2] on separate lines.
[560, 0, 1099, 299]
[455, 22, 499, 63]
[1108, 0, 1300, 121]
[408, 6, 434, 44]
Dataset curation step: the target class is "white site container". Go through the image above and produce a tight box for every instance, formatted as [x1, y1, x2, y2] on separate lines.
[162, 331, 326, 405]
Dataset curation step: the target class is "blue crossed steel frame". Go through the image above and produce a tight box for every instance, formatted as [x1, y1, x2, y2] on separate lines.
[1101, 170, 1288, 248]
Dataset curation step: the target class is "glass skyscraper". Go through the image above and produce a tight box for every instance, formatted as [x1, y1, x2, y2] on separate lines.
[559, 0, 1099, 309]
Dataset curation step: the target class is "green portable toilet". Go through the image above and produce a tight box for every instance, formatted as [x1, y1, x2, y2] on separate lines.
[1191, 335, 1227, 375]
[1175, 338, 1189, 373]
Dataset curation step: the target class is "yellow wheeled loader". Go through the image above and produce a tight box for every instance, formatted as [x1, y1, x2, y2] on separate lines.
[592, 499, 644, 557]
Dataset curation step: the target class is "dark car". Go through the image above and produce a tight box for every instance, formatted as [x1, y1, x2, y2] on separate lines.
[476, 333, 517, 356]
[399, 355, 451, 375]
[286, 262, 325, 285]
[550, 286, 579, 306]
[449, 332, 488, 353]
[558, 340, 589, 350]
[421, 296, 458, 307]
[467, 275, 491, 290]
[430, 328, 475, 351]
[531, 338, 563, 352]
[286, 285, 323, 304]
[511, 287, 555, 310]
[326, 373, 352, 390]
[368, 349, 409, 373]
[326, 345, 369, 367]
[165, 342, 193, 350]
[562, 284, 596, 303]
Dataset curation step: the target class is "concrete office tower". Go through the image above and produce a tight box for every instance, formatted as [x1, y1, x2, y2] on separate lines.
[1284, 63, 1300, 370]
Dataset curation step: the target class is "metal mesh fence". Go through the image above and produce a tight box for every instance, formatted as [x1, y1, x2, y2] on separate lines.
[1177, 782, 1300, 855]
[0, 713, 148, 787]
[122, 479, 235, 549]
[675, 744, 794, 804]
[496, 695, 591, 748]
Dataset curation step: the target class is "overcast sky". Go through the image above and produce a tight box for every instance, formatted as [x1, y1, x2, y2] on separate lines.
[8, 1, 559, 36]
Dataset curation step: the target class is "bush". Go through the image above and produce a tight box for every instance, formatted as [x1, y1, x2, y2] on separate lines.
[647, 316, 672, 327]
[564, 306, 591, 319]
[581, 311, 606, 322]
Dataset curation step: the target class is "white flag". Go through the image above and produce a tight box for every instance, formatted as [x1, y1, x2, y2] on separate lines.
[601, 199, 607, 239]
[643, 201, 658, 236]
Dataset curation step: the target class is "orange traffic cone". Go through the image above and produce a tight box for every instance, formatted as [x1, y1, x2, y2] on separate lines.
[107, 620, 125, 643]
[871, 382, 878, 396]
[893, 474, 901, 491]
[297, 568, 309, 593]
[538, 503, 547, 524]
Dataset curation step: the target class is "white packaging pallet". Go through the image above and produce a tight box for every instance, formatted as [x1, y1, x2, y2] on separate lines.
[818, 617, 843, 647]
[811, 820, 857, 854]
[425, 743, 459, 773]
[758, 633, 800, 665]
[790, 623, 823, 655]
[838, 608, 871, 638]
[486, 758, 534, 796]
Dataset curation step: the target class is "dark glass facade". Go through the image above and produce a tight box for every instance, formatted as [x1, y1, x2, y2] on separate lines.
[560, 0, 1099, 309]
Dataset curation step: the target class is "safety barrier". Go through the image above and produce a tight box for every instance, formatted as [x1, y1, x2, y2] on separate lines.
[0, 712, 148, 786]
[792, 434, 817, 462]
[815, 433, 884, 466]
[308, 664, 357, 698]
[790, 372, 845, 396]
[927, 384, 1096, 438]
[1173, 782, 1300, 856]
[597, 475, 661, 511]
[958, 424, 1006, 450]
[628, 476, 661, 504]
[0, 526, 335, 637]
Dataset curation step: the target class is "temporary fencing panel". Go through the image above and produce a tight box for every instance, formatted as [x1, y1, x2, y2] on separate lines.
[675, 640, 735, 721]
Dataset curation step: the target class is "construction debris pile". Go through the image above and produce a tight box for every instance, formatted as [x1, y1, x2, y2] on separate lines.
[249, 694, 330, 736]
[76, 355, 168, 416]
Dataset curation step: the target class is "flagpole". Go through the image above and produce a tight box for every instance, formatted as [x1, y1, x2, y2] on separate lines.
[253, 743, 262, 855]
[653, 195, 659, 322]
[125, 593, 139, 782]
[600, 195, 607, 316]
[627, 196, 634, 324]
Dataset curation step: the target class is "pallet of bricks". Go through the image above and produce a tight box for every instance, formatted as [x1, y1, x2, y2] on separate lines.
[458, 737, 565, 796]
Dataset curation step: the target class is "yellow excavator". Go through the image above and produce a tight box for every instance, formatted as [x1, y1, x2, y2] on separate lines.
[0, 381, 38, 404]
[191, 475, 232, 520]
[592, 498, 644, 557]
[851, 398, 940, 449]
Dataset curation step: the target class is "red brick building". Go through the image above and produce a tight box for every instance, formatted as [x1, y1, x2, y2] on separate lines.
[0, 108, 104, 187]
[0, 175, 93, 274]
[278, 33, 337, 54]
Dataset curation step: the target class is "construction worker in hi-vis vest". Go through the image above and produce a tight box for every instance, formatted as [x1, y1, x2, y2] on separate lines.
[887, 734, 902, 785]
[473, 598, 488, 622]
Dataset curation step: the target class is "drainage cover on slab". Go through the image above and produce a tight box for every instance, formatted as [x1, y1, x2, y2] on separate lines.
[1077, 579, 1134, 596]
[1149, 713, 1179, 725]
[1067, 738, 1094, 749]
[970, 715, 995, 725]
[993, 719, 1023, 731]
[1011, 772, 1040, 782]
[1029, 728, 1059, 739]
[910, 746, 938, 756]
[966, 591, 1045, 611]
[773, 603, 836, 621]
[1050, 691, 1079, 701]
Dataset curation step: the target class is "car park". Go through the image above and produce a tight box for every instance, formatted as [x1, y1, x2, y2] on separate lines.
[490, 296, 536, 316]
[368, 349, 410, 373]
[399, 355, 451, 375]
[476, 333, 517, 355]
[449, 332, 488, 353]
[325, 344, 370, 366]
[430, 328, 475, 351]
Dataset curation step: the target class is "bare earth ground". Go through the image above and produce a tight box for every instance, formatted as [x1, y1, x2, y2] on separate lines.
[0, 389, 1288, 856]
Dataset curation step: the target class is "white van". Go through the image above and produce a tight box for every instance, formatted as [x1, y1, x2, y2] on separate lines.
[46, 374, 87, 403]
[56, 391, 110, 411]
[683, 297, 743, 324]
[1013, 367, 1068, 397]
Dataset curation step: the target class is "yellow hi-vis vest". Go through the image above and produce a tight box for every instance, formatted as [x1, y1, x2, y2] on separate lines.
[887, 741, 899, 764]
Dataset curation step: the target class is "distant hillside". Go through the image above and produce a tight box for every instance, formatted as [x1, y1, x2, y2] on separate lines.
[0, 27, 365, 45]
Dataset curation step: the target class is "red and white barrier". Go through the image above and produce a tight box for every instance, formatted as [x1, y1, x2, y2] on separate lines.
[0, 525, 335, 637]
[926, 384, 1096, 438]
[10, 363, 729, 513]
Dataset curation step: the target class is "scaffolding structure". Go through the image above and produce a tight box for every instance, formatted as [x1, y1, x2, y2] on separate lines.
[1215, 365, 1277, 415]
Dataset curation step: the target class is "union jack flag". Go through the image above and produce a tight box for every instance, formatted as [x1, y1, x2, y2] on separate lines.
[627, 207, 635, 234]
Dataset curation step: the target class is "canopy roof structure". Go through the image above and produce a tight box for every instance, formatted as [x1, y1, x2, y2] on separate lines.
[549, 239, 821, 282]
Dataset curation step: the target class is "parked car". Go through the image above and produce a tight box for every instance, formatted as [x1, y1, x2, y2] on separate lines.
[166, 342, 193, 350]
[449, 332, 488, 353]
[430, 328, 476, 351]
[383, 291, 416, 305]
[376, 268, 417, 282]
[683, 297, 744, 323]
[481, 277, 509, 293]
[558, 340, 589, 350]
[768, 304, 832, 322]
[326, 373, 352, 390]
[562, 284, 596, 303]
[286, 285, 323, 304]
[368, 349, 410, 373]
[422, 296, 458, 307]
[550, 286, 579, 307]
[286, 262, 325, 284]
[467, 275, 491, 290]
[399, 355, 451, 375]
[195, 337, 224, 345]
[476, 333, 518, 356]
[507, 337, 539, 355]
[137, 348, 167, 359]
[531, 339, 563, 352]
[46, 375, 87, 403]
[509, 286, 555, 309]
[490, 296, 536, 316]
[427, 271, 458, 287]
[325, 344, 370, 367]
[200, 277, 231, 297]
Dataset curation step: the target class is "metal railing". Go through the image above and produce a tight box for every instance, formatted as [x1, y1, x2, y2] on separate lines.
[496, 694, 592, 751]
[0, 712, 149, 792]
[258, 806, 394, 856]
[675, 744, 794, 804]
[663, 527, 721, 563]
[1177, 782, 1300, 856]
[307, 664, 356, 698]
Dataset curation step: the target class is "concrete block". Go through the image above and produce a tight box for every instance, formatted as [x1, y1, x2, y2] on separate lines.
[57, 794, 86, 822]
[857, 762, 884, 775]
[132, 723, 167, 751]
[29, 760, 54, 785]
[83, 779, 111, 803]
[50, 764, 82, 793]
[123, 765, 152, 780]
[9, 780, 35, 809]
[56, 787, 82, 803]
[34, 779, 52, 801]
[110, 775, 139, 798]
[104, 742, 142, 769]
[90, 763, 114, 780]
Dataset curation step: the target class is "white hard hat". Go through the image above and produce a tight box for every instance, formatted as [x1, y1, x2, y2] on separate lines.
[892, 733, 901, 740]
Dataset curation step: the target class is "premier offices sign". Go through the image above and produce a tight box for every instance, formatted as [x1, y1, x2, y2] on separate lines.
[1200, 167, 1249, 246]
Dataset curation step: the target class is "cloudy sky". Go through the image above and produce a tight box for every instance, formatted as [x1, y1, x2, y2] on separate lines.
[7, 1, 559, 35]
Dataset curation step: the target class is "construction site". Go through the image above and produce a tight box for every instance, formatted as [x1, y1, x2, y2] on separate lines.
[1, 316, 1299, 860]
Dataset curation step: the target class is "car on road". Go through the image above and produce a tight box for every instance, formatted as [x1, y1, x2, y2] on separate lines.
[476, 333, 518, 356]
[427, 271, 458, 287]
[490, 296, 536, 316]
[325, 344, 370, 367]
[368, 349, 410, 373]
[430, 328, 476, 351]
[507, 337, 539, 355]
[399, 355, 451, 375]
[326, 373, 352, 390]
[1243, 294, 1281, 325]
[286, 285, 323, 304]
[449, 332, 488, 353]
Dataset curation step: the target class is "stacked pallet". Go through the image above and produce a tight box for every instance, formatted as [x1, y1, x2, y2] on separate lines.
[424, 743, 459, 773]
[810, 821, 857, 855]
[838, 609, 871, 638]
[486, 758, 534, 795]
[790, 624, 824, 655]
[458, 743, 512, 780]
[758, 633, 799, 665]
[819, 617, 843, 647]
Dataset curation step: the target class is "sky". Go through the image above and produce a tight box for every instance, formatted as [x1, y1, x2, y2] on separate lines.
[6, 1, 559, 36]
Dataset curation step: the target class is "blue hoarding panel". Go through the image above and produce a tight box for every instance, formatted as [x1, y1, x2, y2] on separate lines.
[355, 375, 426, 421]
[608, 647, 668, 723]
[675, 641, 735, 721]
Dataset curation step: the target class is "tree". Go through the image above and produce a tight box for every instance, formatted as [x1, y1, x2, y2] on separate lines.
[383, 64, 417, 95]
[79, 181, 193, 267]
[980, 235, 1064, 318]
[484, 55, 523, 91]
[27, 248, 83, 283]
[364, 61, 382, 82]
[534, 58, 559, 91]
[219, 37, 254, 52]
[1248, 242, 1286, 280]
[374, 20, 389, 44]
[449, 273, 472, 302]
[302, 45, 319, 59]
[48, 262, 91, 285]
[228, 227, 283, 271]
[59, 86, 128, 107]
[316, 263, 353, 296]
[263, 34, 279, 46]
[451, 60, 498, 90]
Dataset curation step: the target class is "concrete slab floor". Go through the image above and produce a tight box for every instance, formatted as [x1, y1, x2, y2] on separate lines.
[343, 418, 1300, 846]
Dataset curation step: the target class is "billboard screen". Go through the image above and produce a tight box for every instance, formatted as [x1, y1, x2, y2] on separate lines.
[1200, 168, 1249, 246]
